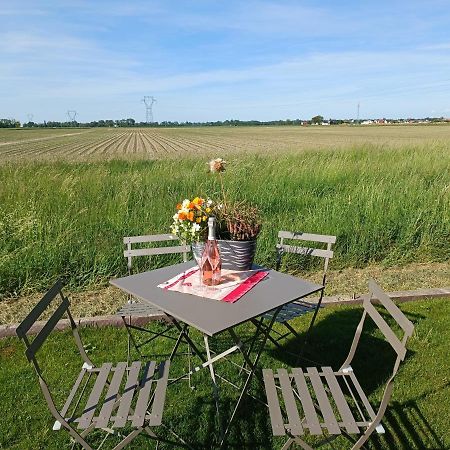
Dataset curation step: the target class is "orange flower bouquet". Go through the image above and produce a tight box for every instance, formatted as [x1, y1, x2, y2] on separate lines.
[170, 197, 213, 244]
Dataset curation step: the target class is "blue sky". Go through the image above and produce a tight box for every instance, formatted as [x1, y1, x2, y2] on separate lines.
[1, 0, 450, 122]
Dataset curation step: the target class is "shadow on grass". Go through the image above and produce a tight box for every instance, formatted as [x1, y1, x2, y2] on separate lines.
[171, 306, 447, 449]
[370, 398, 448, 450]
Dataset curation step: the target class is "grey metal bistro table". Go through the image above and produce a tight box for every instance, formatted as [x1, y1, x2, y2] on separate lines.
[110, 261, 322, 447]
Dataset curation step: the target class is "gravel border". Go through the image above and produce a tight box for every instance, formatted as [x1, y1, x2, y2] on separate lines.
[1, 287, 449, 339]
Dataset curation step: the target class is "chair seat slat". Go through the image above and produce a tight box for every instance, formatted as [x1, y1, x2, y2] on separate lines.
[278, 369, 304, 435]
[60, 367, 87, 419]
[95, 362, 127, 428]
[291, 368, 322, 435]
[306, 367, 341, 435]
[263, 303, 316, 323]
[146, 360, 170, 426]
[116, 303, 164, 317]
[263, 369, 285, 436]
[131, 361, 156, 427]
[78, 363, 112, 429]
[322, 367, 359, 434]
[114, 361, 141, 428]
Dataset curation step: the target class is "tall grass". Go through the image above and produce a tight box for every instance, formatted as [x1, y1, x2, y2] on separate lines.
[1, 144, 449, 297]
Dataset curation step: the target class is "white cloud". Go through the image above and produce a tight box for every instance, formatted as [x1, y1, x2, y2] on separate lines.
[0, 7, 46, 16]
[0, 31, 92, 53]
[9, 48, 447, 101]
[420, 42, 450, 50]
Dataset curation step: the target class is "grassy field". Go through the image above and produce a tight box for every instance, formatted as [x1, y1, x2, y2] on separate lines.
[0, 140, 449, 299]
[1, 124, 450, 162]
[1, 298, 448, 449]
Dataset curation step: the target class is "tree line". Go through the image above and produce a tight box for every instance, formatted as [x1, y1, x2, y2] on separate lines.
[1, 116, 447, 129]
[2, 117, 343, 128]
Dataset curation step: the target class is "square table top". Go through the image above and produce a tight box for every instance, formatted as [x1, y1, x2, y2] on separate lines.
[110, 262, 323, 336]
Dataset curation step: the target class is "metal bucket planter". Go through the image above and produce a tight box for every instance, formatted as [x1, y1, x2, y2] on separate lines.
[192, 239, 257, 271]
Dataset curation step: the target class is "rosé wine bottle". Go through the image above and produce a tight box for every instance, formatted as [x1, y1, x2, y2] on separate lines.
[201, 217, 222, 286]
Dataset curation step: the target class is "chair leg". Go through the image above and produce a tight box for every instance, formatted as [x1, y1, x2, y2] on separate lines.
[204, 335, 223, 439]
[298, 289, 325, 361]
[127, 316, 131, 364]
[285, 435, 315, 450]
[60, 420, 93, 450]
[111, 427, 144, 450]
[350, 423, 378, 450]
[281, 437, 295, 450]
[187, 330, 194, 389]
[121, 316, 141, 365]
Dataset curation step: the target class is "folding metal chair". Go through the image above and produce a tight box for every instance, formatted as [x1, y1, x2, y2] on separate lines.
[263, 279, 415, 449]
[116, 234, 190, 364]
[15, 280, 182, 450]
[262, 231, 336, 354]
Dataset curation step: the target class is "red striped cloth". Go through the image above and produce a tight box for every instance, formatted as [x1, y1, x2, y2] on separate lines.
[157, 267, 269, 303]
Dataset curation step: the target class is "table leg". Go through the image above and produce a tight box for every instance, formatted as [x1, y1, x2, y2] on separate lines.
[204, 335, 223, 439]
[219, 306, 283, 448]
[243, 317, 264, 368]
[239, 316, 265, 375]
[169, 319, 206, 363]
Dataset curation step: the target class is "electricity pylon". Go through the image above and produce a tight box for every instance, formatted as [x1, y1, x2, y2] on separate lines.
[142, 96, 156, 123]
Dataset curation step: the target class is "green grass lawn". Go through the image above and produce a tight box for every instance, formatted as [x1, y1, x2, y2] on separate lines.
[1, 298, 448, 449]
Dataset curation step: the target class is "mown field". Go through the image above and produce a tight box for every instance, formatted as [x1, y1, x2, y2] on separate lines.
[0, 125, 449, 299]
[1, 124, 450, 162]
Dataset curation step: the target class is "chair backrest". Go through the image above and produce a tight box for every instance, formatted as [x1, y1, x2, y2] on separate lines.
[342, 278, 414, 369]
[365, 279, 414, 360]
[123, 234, 191, 273]
[16, 281, 95, 437]
[276, 231, 336, 282]
[16, 280, 92, 376]
[341, 279, 414, 428]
